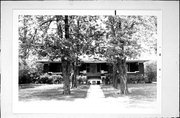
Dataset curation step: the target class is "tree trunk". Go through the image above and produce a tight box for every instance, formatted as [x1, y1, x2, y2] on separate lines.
[64, 15, 69, 39]
[112, 63, 118, 89]
[62, 15, 71, 95]
[62, 57, 71, 95]
[71, 63, 75, 88]
[74, 61, 78, 88]
[72, 17, 80, 88]
[71, 61, 77, 88]
[117, 58, 129, 94]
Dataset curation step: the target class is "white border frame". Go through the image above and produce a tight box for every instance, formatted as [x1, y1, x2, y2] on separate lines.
[1, 1, 179, 118]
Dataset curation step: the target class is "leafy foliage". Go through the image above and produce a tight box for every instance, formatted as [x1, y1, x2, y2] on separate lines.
[144, 61, 157, 83]
[38, 73, 63, 84]
[18, 15, 157, 63]
[19, 59, 44, 84]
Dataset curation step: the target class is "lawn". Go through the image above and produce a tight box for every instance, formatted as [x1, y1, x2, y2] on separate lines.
[19, 84, 90, 101]
[101, 83, 156, 99]
[101, 83, 157, 108]
[18, 83, 158, 113]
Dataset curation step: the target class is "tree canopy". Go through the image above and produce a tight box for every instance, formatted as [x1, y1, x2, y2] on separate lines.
[19, 15, 157, 61]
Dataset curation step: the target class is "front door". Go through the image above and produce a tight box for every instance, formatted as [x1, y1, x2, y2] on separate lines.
[90, 63, 97, 73]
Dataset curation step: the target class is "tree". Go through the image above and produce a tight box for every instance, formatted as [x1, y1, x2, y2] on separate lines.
[103, 16, 133, 94]
[25, 15, 104, 94]
[18, 15, 40, 84]
[19, 15, 35, 64]
[23, 15, 73, 94]
[68, 15, 105, 88]
[102, 15, 157, 94]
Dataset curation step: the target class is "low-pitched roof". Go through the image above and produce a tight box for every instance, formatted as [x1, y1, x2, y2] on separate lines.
[37, 57, 148, 64]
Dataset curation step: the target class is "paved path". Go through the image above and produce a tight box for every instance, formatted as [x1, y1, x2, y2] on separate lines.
[86, 85, 105, 99]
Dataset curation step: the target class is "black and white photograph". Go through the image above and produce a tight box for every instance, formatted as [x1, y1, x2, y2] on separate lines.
[12, 10, 162, 113]
[1, 1, 179, 118]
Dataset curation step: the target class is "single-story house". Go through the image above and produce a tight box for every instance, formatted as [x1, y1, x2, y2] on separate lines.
[37, 55, 148, 84]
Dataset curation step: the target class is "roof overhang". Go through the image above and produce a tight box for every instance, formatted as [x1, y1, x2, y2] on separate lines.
[36, 60, 61, 63]
[37, 59, 149, 64]
[81, 60, 107, 63]
[126, 60, 149, 63]
[36, 55, 149, 64]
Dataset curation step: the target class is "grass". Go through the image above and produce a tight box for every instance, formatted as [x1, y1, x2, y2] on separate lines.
[19, 84, 90, 102]
[18, 83, 158, 113]
[101, 83, 157, 109]
[19, 84, 46, 89]
[101, 83, 157, 102]
[19, 83, 157, 109]
[128, 83, 157, 102]
[18, 83, 157, 112]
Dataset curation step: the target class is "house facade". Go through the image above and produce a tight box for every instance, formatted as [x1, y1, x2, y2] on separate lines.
[38, 58, 148, 83]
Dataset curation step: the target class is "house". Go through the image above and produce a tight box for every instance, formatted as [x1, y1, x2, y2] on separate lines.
[37, 56, 148, 84]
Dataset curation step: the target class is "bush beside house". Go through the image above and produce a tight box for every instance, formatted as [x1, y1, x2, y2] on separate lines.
[19, 68, 33, 84]
[127, 74, 144, 83]
[38, 73, 63, 84]
[19, 62, 43, 84]
[144, 60, 157, 83]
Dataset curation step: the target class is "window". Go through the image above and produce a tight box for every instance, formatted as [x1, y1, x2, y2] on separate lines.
[127, 63, 139, 72]
[49, 63, 61, 72]
[79, 63, 86, 71]
[101, 63, 108, 71]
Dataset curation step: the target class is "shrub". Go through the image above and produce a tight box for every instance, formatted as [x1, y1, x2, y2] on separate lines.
[51, 74, 63, 84]
[29, 63, 44, 83]
[34, 63, 44, 76]
[144, 61, 157, 83]
[19, 68, 32, 84]
[127, 74, 144, 83]
[19, 60, 44, 84]
[38, 73, 63, 84]
[39, 73, 50, 84]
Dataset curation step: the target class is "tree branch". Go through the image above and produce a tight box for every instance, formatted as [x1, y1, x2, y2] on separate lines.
[39, 16, 55, 27]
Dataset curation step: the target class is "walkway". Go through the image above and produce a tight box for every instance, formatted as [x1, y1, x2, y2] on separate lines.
[86, 85, 105, 99]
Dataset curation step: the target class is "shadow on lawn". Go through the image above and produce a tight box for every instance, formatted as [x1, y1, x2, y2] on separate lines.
[101, 83, 157, 102]
[100, 85, 124, 98]
[19, 84, 45, 89]
[19, 85, 90, 101]
[128, 83, 157, 102]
